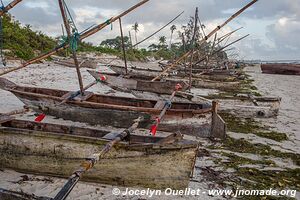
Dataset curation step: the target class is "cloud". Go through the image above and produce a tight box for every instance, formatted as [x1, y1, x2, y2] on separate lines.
[5, 0, 300, 60]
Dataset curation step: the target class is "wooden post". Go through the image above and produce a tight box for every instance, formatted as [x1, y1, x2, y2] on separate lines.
[58, 0, 84, 94]
[182, 33, 187, 75]
[188, 7, 198, 91]
[211, 101, 226, 139]
[119, 18, 128, 74]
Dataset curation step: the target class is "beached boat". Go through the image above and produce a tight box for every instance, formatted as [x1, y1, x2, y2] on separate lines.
[261, 63, 300, 75]
[218, 96, 281, 118]
[102, 66, 241, 90]
[87, 70, 190, 94]
[0, 78, 226, 138]
[0, 115, 198, 190]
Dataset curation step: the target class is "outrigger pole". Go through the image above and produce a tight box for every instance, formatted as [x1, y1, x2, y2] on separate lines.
[151, 0, 258, 81]
[0, 0, 22, 16]
[0, 0, 150, 76]
[58, 0, 84, 94]
[53, 117, 144, 200]
[133, 11, 184, 48]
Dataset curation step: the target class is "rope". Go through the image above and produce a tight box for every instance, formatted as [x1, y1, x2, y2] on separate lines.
[0, 0, 6, 66]
[62, 0, 80, 52]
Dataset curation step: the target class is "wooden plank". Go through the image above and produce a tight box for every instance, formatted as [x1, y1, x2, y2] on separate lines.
[0, 115, 14, 124]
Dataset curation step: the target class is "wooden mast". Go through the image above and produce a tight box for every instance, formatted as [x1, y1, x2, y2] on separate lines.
[0, 0, 22, 16]
[151, 0, 258, 81]
[0, 0, 149, 76]
[58, 0, 84, 94]
[188, 7, 198, 90]
[119, 18, 128, 74]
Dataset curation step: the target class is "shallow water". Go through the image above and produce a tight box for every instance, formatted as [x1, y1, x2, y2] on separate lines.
[245, 65, 300, 150]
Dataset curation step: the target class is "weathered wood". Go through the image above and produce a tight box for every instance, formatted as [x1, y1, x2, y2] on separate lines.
[0, 78, 226, 138]
[54, 117, 143, 200]
[211, 101, 226, 139]
[0, 188, 50, 200]
[88, 70, 189, 94]
[105, 66, 241, 90]
[58, 0, 84, 94]
[0, 115, 14, 124]
[261, 63, 300, 75]
[0, 119, 198, 190]
[119, 18, 128, 74]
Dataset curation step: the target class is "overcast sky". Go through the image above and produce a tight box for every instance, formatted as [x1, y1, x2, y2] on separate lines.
[7, 0, 300, 61]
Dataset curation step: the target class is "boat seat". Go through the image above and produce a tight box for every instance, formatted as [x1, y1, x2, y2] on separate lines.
[61, 91, 94, 102]
[102, 132, 120, 140]
[73, 91, 94, 101]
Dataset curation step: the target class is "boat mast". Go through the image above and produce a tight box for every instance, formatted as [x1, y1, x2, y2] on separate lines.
[0, 0, 22, 16]
[151, 0, 258, 81]
[58, 0, 84, 94]
[119, 18, 128, 74]
[188, 7, 198, 91]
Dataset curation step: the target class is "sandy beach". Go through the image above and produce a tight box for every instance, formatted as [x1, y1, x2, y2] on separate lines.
[0, 60, 299, 199]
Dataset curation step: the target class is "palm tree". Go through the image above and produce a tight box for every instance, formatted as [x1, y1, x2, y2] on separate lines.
[159, 36, 167, 49]
[169, 25, 176, 49]
[132, 22, 139, 49]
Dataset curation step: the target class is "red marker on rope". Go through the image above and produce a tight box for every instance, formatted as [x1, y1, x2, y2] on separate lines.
[35, 113, 46, 122]
[150, 83, 182, 136]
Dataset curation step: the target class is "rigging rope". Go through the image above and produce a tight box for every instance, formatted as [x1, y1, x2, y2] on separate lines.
[62, 0, 79, 52]
[0, 0, 6, 66]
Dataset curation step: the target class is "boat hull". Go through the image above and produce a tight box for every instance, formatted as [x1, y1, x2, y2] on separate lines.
[88, 70, 189, 94]
[10, 89, 222, 138]
[107, 66, 240, 90]
[0, 120, 198, 190]
[261, 63, 300, 75]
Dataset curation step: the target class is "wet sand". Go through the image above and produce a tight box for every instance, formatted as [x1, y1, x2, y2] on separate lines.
[0, 61, 299, 199]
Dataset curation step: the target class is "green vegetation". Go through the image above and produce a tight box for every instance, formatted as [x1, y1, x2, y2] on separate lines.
[220, 113, 288, 142]
[2, 14, 56, 60]
[212, 137, 300, 166]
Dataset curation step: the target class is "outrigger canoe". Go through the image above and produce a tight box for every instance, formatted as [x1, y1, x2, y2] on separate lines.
[0, 78, 226, 138]
[104, 66, 241, 90]
[261, 63, 300, 76]
[0, 115, 198, 189]
[87, 70, 189, 95]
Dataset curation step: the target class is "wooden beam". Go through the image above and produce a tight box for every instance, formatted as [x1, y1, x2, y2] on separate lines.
[0, 0, 149, 76]
[0, 0, 22, 16]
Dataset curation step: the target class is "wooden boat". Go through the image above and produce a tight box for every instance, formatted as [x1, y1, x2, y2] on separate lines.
[261, 63, 300, 75]
[218, 96, 281, 118]
[105, 66, 241, 90]
[0, 115, 198, 190]
[0, 188, 50, 200]
[87, 70, 190, 95]
[0, 78, 226, 138]
[54, 58, 98, 69]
